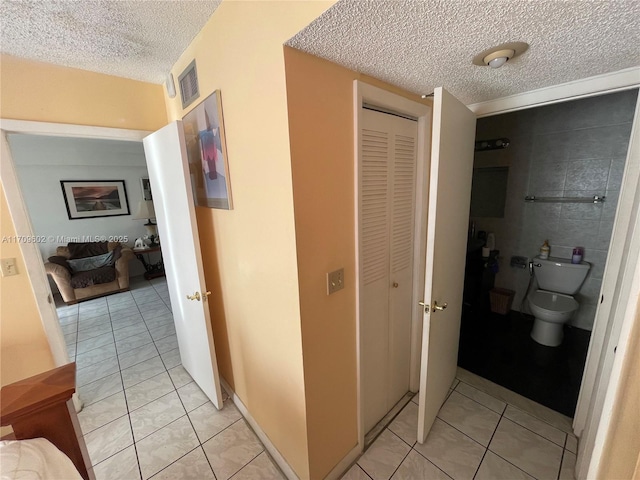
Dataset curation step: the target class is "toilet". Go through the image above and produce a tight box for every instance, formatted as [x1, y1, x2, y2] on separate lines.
[528, 256, 590, 347]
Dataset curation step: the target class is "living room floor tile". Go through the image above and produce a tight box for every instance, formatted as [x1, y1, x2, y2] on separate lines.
[118, 342, 159, 370]
[126, 371, 176, 411]
[76, 331, 115, 355]
[136, 416, 199, 479]
[75, 342, 118, 370]
[78, 391, 128, 435]
[78, 372, 123, 406]
[130, 391, 186, 442]
[121, 355, 166, 388]
[77, 355, 120, 387]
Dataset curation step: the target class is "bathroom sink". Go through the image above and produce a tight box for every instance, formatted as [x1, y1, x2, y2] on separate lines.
[467, 238, 485, 253]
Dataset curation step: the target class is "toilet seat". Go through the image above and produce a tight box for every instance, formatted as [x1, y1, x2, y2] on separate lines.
[529, 290, 578, 318]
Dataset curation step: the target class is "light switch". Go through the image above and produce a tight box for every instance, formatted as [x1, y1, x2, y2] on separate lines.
[327, 268, 344, 295]
[1, 258, 18, 277]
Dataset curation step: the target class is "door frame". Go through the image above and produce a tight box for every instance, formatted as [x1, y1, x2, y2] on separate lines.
[353, 81, 432, 451]
[468, 68, 640, 479]
[0, 119, 151, 391]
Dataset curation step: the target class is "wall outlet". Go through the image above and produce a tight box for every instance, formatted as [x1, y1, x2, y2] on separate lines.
[0, 258, 18, 277]
[327, 268, 345, 295]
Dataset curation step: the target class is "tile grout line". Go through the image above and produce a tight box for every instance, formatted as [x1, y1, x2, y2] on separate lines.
[124, 280, 178, 478]
[455, 378, 570, 446]
[556, 435, 568, 480]
[498, 416, 567, 449]
[356, 463, 374, 480]
[227, 450, 266, 480]
[369, 428, 415, 480]
[408, 441, 454, 479]
[106, 295, 145, 480]
[453, 381, 507, 415]
[472, 402, 506, 480]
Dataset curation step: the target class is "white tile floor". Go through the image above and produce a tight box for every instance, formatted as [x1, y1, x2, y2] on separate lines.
[58, 276, 284, 480]
[59, 276, 578, 480]
[343, 378, 578, 480]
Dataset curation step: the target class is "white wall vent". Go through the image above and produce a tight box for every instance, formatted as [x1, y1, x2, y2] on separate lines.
[178, 60, 199, 109]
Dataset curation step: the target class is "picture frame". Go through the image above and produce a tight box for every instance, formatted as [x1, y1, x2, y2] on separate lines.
[140, 177, 153, 201]
[182, 90, 233, 209]
[60, 180, 130, 220]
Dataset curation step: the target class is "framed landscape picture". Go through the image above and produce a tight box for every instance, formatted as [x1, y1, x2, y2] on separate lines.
[182, 90, 233, 209]
[61, 180, 130, 220]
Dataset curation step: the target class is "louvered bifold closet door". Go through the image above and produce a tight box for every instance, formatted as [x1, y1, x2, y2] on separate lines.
[360, 108, 418, 434]
[388, 120, 418, 404]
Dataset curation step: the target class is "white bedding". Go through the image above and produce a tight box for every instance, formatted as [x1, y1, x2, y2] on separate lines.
[0, 438, 82, 480]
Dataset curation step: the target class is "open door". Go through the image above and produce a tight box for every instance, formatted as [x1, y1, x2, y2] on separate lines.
[143, 121, 224, 409]
[417, 88, 476, 442]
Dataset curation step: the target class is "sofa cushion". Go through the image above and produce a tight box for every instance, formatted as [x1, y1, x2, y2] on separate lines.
[47, 256, 72, 273]
[68, 242, 109, 259]
[70, 266, 116, 289]
[68, 251, 116, 272]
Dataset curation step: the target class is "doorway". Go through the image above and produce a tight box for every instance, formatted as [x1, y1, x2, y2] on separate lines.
[459, 89, 639, 417]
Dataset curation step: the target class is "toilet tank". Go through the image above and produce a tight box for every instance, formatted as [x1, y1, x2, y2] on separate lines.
[534, 256, 590, 295]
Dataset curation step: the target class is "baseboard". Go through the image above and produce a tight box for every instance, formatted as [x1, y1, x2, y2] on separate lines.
[323, 442, 362, 480]
[219, 378, 299, 480]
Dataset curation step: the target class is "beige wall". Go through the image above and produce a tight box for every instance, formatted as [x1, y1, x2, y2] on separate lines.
[163, 2, 334, 478]
[0, 184, 55, 387]
[0, 54, 166, 131]
[284, 47, 431, 478]
[597, 297, 640, 480]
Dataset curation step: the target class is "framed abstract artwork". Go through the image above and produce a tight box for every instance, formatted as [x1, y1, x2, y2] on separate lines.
[61, 180, 130, 220]
[182, 90, 233, 209]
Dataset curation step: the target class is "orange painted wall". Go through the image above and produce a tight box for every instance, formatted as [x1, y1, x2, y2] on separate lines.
[284, 46, 430, 478]
[0, 54, 166, 131]
[162, 2, 335, 478]
[0, 185, 55, 387]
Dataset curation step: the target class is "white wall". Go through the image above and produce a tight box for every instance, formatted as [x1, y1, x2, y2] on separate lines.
[471, 89, 638, 331]
[9, 134, 149, 277]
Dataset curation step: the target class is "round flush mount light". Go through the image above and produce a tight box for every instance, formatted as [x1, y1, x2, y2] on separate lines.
[472, 42, 529, 69]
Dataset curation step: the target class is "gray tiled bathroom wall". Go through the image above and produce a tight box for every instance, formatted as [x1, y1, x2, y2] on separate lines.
[470, 89, 638, 330]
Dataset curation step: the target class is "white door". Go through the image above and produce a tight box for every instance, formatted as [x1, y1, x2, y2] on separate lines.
[360, 108, 418, 433]
[143, 121, 224, 409]
[417, 88, 476, 442]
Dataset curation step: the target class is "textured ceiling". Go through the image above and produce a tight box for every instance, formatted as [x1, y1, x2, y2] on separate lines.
[287, 0, 640, 105]
[0, 0, 221, 84]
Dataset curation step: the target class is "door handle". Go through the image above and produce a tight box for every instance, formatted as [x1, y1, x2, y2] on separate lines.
[186, 292, 201, 301]
[433, 301, 448, 311]
[187, 291, 211, 302]
[418, 301, 430, 313]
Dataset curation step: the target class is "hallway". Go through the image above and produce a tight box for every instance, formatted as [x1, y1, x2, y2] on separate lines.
[58, 276, 284, 480]
[59, 277, 578, 480]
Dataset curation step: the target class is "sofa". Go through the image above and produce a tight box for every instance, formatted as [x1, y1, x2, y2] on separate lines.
[44, 241, 134, 305]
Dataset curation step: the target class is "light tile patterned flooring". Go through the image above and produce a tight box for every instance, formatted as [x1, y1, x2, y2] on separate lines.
[58, 276, 284, 480]
[343, 378, 578, 480]
[59, 276, 578, 480]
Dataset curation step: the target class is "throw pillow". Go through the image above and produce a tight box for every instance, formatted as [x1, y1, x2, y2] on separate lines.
[67, 251, 115, 272]
[68, 241, 109, 259]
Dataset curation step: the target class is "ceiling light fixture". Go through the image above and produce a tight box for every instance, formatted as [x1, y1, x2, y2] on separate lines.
[483, 49, 515, 68]
[472, 42, 529, 69]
